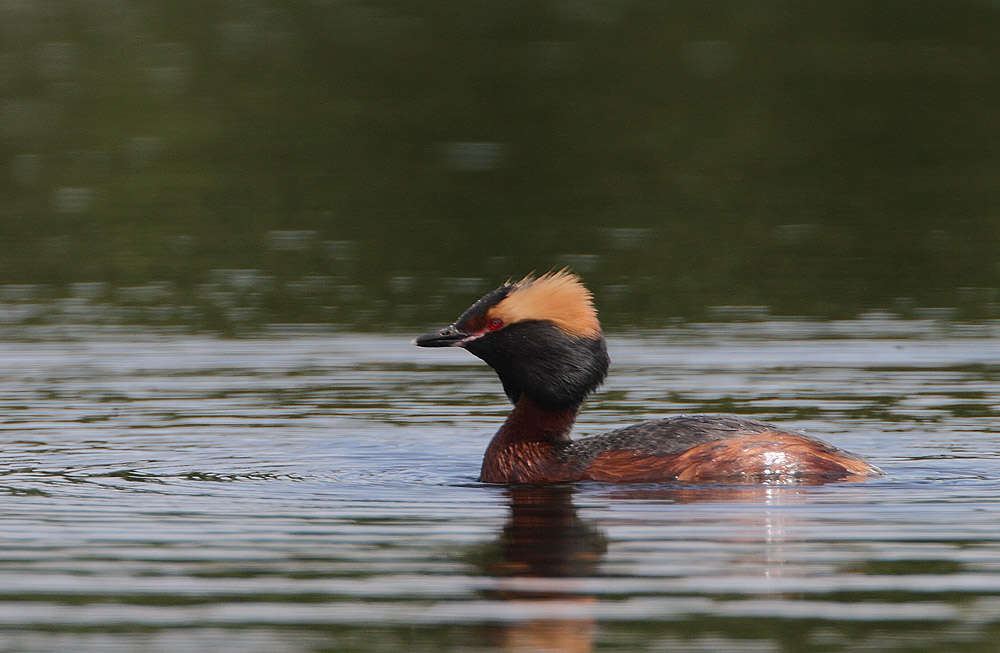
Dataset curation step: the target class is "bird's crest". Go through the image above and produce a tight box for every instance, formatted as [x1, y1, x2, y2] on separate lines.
[488, 269, 601, 338]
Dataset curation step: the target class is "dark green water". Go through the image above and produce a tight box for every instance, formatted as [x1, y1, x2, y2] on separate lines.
[1, 325, 999, 652]
[2, 1, 999, 331]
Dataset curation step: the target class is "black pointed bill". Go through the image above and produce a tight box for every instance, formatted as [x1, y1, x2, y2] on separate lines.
[414, 324, 469, 347]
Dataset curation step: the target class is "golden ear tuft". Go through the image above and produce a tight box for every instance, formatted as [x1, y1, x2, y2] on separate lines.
[489, 268, 601, 338]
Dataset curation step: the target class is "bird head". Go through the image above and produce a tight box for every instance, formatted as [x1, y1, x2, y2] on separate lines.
[415, 270, 609, 408]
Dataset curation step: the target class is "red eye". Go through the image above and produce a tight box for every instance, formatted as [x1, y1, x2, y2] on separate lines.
[487, 318, 504, 331]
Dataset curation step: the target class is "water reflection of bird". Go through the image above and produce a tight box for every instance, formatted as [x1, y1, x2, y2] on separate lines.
[472, 485, 801, 653]
[470, 486, 604, 653]
[485, 486, 606, 580]
[415, 270, 881, 484]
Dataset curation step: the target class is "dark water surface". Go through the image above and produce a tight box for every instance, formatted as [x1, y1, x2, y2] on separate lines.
[1, 324, 999, 652]
[3, 1, 1000, 329]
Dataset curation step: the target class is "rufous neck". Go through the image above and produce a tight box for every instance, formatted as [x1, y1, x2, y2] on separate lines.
[495, 395, 580, 444]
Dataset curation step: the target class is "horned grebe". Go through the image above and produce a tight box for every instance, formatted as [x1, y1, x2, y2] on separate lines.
[415, 270, 881, 484]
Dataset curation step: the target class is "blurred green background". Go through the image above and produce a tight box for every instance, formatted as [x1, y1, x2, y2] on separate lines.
[2, 0, 998, 332]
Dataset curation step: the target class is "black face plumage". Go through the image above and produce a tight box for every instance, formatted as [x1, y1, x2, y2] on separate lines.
[414, 284, 511, 348]
[464, 320, 609, 408]
[453, 285, 510, 333]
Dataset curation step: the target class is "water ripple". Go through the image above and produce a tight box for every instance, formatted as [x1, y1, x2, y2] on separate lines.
[0, 331, 998, 651]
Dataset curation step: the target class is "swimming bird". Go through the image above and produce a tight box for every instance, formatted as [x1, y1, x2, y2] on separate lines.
[415, 270, 881, 484]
